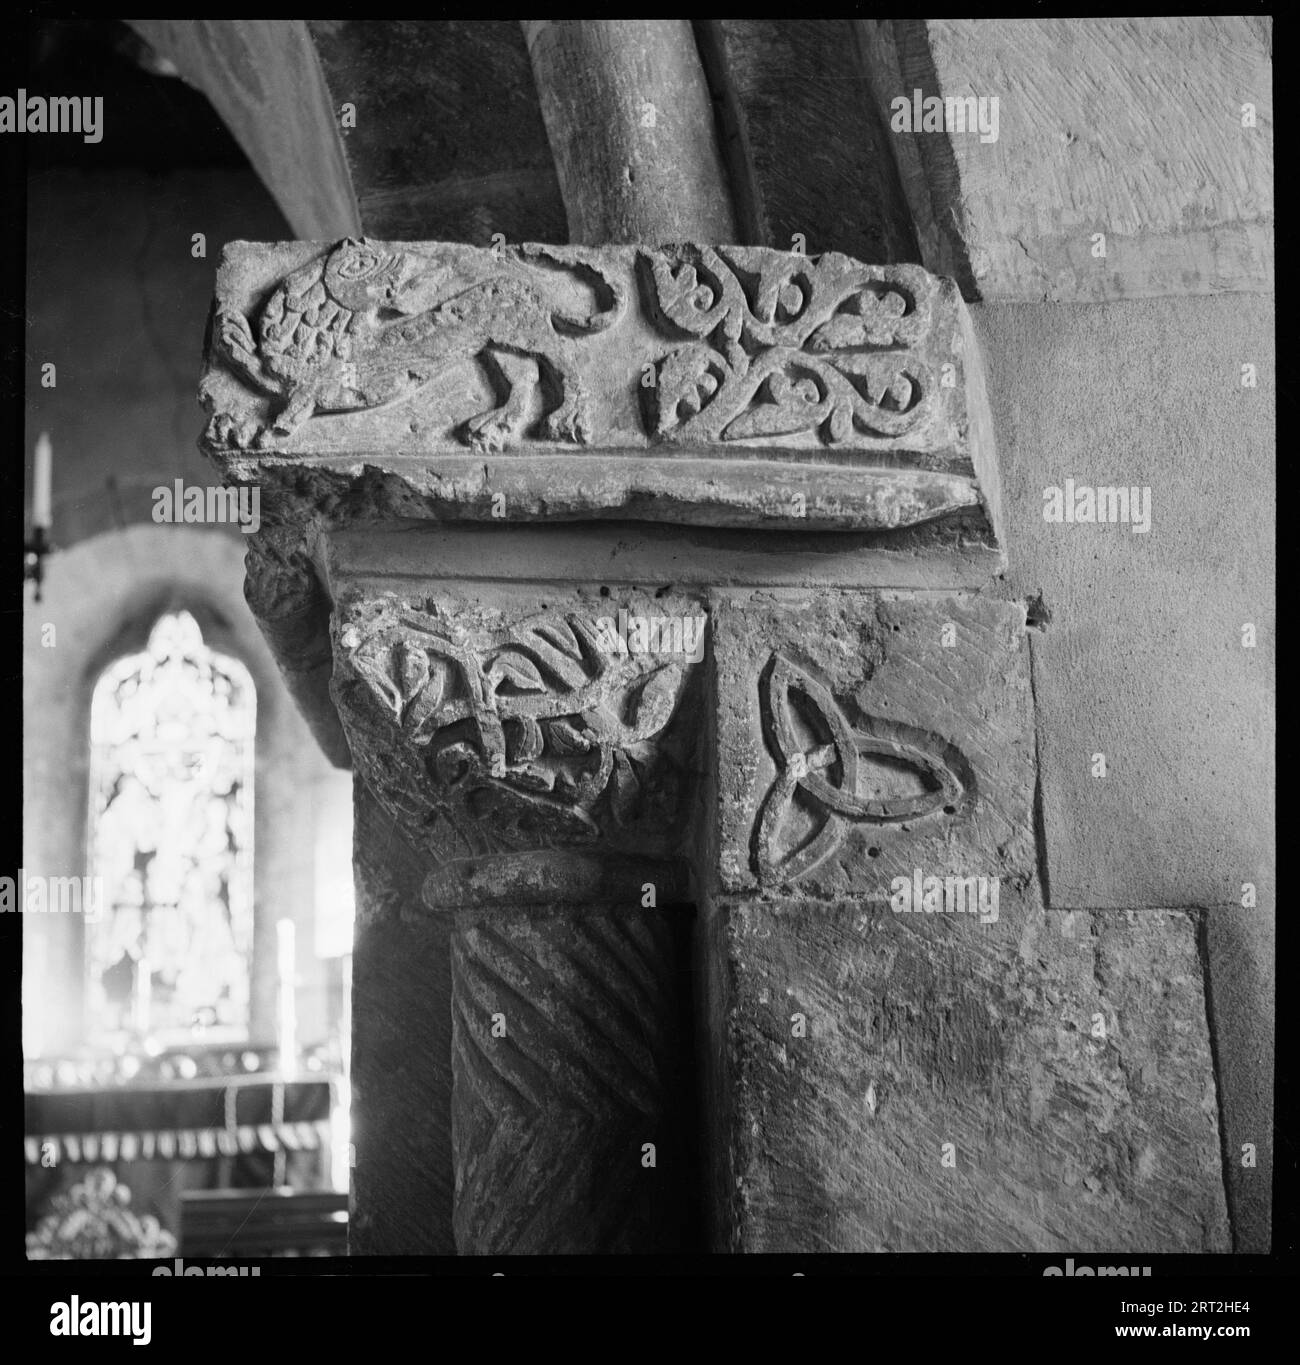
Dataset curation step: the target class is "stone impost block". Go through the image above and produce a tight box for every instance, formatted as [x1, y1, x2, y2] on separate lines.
[199, 239, 1001, 539]
[708, 590, 1035, 901]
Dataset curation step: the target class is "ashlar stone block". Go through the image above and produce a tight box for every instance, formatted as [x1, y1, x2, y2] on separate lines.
[707, 896, 1230, 1253]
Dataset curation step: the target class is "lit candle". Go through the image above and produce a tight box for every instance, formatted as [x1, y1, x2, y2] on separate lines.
[32, 432, 53, 530]
[134, 956, 151, 1034]
[277, 919, 297, 1076]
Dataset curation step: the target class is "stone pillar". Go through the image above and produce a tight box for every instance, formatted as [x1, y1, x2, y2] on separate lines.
[199, 233, 1225, 1254]
[327, 583, 702, 1253]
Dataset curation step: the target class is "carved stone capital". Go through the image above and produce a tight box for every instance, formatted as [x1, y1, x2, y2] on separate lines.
[329, 586, 704, 908]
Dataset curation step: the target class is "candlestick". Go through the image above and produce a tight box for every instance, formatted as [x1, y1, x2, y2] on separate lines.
[134, 956, 151, 1035]
[277, 919, 297, 1076]
[32, 432, 52, 530]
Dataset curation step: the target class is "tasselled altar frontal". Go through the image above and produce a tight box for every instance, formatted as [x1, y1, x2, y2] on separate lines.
[199, 239, 1000, 538]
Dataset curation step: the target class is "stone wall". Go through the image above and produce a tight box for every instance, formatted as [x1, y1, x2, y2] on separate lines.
[198, 220, 1269, 1253]
[979, 292, 1275, 1251]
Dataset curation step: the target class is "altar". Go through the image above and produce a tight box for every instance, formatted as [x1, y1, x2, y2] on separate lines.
[25, 1047, 341, 1259]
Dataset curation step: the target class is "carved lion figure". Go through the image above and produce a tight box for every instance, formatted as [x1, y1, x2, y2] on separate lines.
[207, 238, 625, 451]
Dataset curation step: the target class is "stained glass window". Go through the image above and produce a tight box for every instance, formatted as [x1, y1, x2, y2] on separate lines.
[86, 611, 255, 1048]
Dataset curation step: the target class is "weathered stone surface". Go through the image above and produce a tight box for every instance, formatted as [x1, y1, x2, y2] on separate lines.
[705, 896, 1230, 1252]
[859, 17, 1273, 302]
[328, 583, 704, 907]
[450, 902, 696, 1254]
[709, 590, 1035, 901]
[325, 519, 1008, 596]
[199, 240, 1000, 537]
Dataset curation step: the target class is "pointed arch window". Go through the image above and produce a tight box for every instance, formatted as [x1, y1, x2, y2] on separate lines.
[86, 611, 256, 1047]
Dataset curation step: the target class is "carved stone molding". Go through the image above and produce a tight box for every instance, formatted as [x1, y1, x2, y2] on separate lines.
[199, 240, 1001, 539]
[329, 587, 704, 907]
